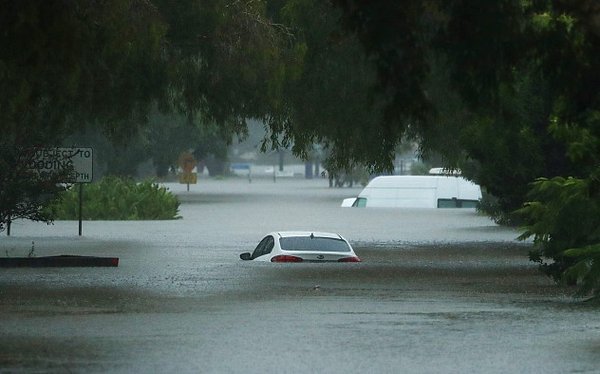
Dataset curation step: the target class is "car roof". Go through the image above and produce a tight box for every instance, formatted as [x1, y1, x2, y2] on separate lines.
[271, 231, 344, 239]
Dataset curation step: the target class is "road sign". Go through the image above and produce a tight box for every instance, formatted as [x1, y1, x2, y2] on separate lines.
[178, 152, 196, 173]
[30, 147, 93, 183]
[179, 172, 197, 184]
[178, 152, 197, 189]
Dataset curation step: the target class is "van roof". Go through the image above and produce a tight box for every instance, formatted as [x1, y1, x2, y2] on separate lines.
[365, 175, 465, 188]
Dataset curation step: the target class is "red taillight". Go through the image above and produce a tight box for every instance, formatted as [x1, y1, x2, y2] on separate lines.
[338, 256, 361, 262]
[271, 255, 303, 262]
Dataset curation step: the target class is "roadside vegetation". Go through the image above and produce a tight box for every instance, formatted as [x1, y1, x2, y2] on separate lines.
[518, 176, 600, 296]
[47, 177, 180, 221]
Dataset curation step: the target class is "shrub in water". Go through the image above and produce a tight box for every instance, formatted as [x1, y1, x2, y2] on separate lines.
[48, 177, 180, 220]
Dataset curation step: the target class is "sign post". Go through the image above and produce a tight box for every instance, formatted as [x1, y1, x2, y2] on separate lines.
[178, 152, 197, 191]
[79, 183, 84, 236]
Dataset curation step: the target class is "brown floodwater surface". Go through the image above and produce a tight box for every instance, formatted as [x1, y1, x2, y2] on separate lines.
[1, 179, 598, 373]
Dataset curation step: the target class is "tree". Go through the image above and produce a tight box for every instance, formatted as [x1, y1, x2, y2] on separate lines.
[262, 0, 396, 172]
[332, 0, 600, 295]
[156, 0, 290, 136]
[0, 0, 289, 228]
[0, 147, 70, 234]
[0, 1, 168, 229]
[0, 1, 167, 144]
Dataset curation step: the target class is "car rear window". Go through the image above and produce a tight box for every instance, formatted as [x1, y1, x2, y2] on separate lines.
[279, 237, 351, 252]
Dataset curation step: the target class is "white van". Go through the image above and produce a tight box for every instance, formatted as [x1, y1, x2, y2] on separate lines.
[341, 175, 482, 208]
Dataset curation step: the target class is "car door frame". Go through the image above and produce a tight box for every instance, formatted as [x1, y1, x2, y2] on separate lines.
[251, 235, 275, 259]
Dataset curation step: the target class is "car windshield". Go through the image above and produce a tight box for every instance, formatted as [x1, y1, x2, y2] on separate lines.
[279, 236, 351, 252]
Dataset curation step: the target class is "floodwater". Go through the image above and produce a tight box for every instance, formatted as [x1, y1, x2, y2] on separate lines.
[0, 178, 598, 373]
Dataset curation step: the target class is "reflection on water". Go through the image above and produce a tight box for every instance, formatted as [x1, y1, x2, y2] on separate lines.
[1, 179, 598, 373]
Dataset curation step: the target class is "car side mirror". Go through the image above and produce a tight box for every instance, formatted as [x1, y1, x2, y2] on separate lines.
[240, 252, 252, 261]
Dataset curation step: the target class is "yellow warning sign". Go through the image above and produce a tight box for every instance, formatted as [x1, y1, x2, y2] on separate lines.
[178, 152, 196, 173]
[179, 172, 197, 184]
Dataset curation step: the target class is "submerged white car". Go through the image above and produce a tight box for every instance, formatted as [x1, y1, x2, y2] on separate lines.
[240, 231, 361, 263]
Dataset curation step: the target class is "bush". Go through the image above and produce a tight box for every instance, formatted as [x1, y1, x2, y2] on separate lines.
[517, 176, 600, 298]
[48, 177, 180, 220]
[477, 191, 519, 226]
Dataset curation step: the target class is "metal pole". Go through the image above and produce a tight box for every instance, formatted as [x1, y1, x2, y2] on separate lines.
[78, 183, 83, 236]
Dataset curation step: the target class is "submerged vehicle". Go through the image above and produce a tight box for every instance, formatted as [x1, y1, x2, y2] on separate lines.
[240, 231, 361, 263]
[342, 175, 482, 209]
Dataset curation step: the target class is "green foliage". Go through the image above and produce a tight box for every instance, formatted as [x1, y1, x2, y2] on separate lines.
[266, 0, 394, 173]
[333, 0, 600, 206]
[0, 146, 70, 232]
[460, 72, 573, 213]
[48, 177, 180, 220]
[331, 2, 600, 303]
[562, 243, 600, 296]
[0, 1, 167, 143]
[517, 176, 600, 297]
[476, 192, 517, 226]
[157, 0, 289, 133]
